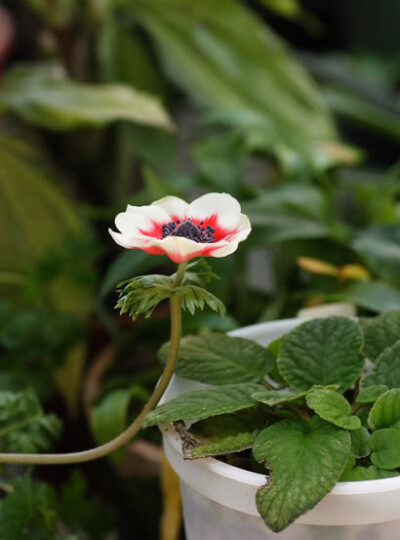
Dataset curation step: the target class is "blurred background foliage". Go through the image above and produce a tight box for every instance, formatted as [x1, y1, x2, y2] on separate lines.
[0, 0, 399, 538]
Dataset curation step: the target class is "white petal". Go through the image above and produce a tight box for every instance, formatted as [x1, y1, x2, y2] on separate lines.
[115, 212, 153, 236]
[127, 204, 170, 224]
[209, 242, 240, 258]
[152, 196, 189, 220]
[108, 229, 150, 249]
[226, 213, 252, 241]
[147, 236, 206, 263]
[207, 213, 251, 257]
[188, 193, 241, 231]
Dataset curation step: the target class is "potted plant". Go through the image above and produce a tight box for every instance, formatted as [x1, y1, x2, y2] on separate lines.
[147, 311, 400, 538]
[1, 193, 399, 539]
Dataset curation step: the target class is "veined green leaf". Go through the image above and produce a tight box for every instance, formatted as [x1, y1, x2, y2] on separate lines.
[369, 428, 400, 470]
[186, 409, 267, 459]
[159, 333, 272, 385]
[306, 388, 361, 430]
[350, 427, 370, 458]
[368, 388, 400, 430]
[278, 317, 364, 391]
[142, 383, 262, 427]
[253, 417, 350, 532]
[252, 389, 306, 406]
[356, 385, 388, 404]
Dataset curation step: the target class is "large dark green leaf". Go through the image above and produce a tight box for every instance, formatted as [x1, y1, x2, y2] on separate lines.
[0, 64, 173, 132]
[186, 409, 267, 459]
[253, 417, 350, 532]
[278, 317, 364, 391]
[159, 333, 272, 385]
[142, 383, 262, 427]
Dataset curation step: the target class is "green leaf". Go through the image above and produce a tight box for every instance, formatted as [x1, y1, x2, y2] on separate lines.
[130, 0, 345, 171]
[369, 428, 400, 469]
[90, 388, 136, 465]
[356, 385, 389, 404]
[306, 388, 361, 430]
[368, 465, 399, 479]
[265, 336, 286, 384]
[0, 389, 62, 454]
[340, 464, 398, 481]
[278, 317, 364, 391]
[180, 259, 220, 288]
[252, 389, 306, 406]
[159, 333, 272, 385]
[0, 476, 58, 540]
[339, 281, 400, 313]
[362, 341, 400, 389]
[253, 417, 350, 532]
[116, 274, 173, 320]
[142, 383, 262, 427]
[368, 389, 400, 430]
[0, 64, 173, 132]
[350, 427, 370, 458]
[357, 406, 372, 428]
[175, 284, 226, 317]
[340, 465, 375, 482]
[185, 409, 267, 459]
[362, 311, 400, 361]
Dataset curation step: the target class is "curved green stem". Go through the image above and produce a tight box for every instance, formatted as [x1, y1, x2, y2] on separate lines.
[0, 264, 186, 465]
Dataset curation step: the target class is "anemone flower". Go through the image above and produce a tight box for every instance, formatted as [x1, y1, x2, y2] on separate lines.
[109, 193, 251, 263]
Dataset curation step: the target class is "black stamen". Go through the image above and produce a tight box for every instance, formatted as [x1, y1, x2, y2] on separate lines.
[160, 219, 215, 243]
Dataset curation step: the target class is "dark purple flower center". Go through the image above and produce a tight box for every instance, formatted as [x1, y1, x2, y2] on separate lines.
[161, 219, 215, 243]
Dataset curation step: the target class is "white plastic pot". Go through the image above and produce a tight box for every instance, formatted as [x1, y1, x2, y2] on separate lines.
[161, 319, 400, 539]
